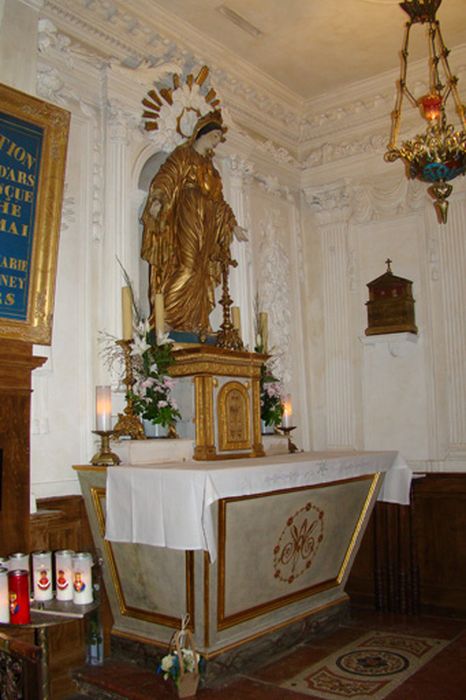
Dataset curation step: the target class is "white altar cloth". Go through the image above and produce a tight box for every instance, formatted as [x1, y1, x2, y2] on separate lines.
[105, 451, 411, 562]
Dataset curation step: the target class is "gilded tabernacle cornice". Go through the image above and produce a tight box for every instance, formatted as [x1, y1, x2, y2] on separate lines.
[170, 346, 265, 380]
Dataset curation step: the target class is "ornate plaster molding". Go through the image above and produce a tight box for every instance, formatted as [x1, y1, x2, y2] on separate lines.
[302, 132, 387, 169]
[60, 184, 76, 233]
[41, 0, 303, 143]
[227, 155, 255, 182]
[76, 100, 105, 243]
[351, 175, 425, 224]
[38, 17, 107, 69]
[258, 209, 292, 387]
[256, 139, 299, 168]
[255, 173, 293, 201]
[302, 92, 391, 141]
[37, 62, 77, 106]
[305, 173, 427, 226]
[304, 182, 351, 226]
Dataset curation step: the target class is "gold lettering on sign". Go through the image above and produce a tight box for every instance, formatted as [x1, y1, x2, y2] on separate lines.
[0, 134, 37, 171]
[0, 256, 28, 272]
[0, 292, 15, 306]
[0, 218, 28, 236]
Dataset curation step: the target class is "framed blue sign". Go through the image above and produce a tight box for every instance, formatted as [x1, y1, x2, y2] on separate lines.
[0, 83, 70, 344]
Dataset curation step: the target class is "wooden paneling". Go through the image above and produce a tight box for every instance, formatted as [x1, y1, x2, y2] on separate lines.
[413, 474, 466, 617]
[0, 339, 45, 554]
[346, 473, 466, 618]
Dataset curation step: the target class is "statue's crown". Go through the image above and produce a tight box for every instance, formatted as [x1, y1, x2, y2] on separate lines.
[192, 110, 226, 139]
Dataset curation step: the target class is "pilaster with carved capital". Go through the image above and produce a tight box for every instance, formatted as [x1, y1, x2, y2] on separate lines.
[305, 182, 356, 449]
[102, 102, 133, 339]
[434, 198, 466, 465]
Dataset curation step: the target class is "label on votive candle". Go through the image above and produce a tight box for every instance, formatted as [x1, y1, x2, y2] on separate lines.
[72, 553, 93, 605]
[55, 550, 74, 601]
[32, 551, 53, 601]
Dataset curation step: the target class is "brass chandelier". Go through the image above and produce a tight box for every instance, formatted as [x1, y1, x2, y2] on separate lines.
[384, 0, 466, 223]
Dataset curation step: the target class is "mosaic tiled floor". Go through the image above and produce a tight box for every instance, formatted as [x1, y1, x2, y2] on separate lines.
[281, 631, 447, 699]
[69, 608, 466, 700]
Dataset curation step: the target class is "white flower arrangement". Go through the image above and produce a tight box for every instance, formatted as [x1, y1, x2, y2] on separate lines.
[159, 647, 202, 683]
[129, 322, 181, 429]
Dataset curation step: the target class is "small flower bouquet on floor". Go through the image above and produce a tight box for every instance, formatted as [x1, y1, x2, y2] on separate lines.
[158, 616, 204, 698]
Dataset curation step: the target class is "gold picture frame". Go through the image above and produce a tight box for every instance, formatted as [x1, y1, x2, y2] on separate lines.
[0, 82, 70, 344]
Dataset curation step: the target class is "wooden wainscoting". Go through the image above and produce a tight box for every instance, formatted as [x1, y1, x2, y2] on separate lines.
[346, 473, 466, 618]
[413, 473, 466, 617]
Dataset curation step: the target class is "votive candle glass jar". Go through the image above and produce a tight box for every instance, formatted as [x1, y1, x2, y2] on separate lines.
[55, 550, 74, 601]
[0, 567, 10, 623]
[32, 551, 53, 602]
[95, 386, 112, 431]
[8, 553, 30, 595]
[72, 553, 93, 605]
[8, 552, 29, 573]
[8, 570, 31, 624]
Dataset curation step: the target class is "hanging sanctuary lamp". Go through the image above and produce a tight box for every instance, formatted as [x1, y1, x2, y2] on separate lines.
[384, 0, 466, 223]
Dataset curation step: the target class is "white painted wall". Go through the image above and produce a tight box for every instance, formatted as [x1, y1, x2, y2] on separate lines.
[1, 1, 465, 502]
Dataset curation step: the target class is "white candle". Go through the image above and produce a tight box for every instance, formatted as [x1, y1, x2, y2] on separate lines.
[0, 567, 9, 622]
[121, 287, 133, 340]
[282, 394, 293, 428]
[155, 293, 165, 338]
[72, 553, 93, 605]
[55, 550, 74, 601]
[231, 306, 241, 337]
[32, 551, 53, 602]
[95, 386, 112, 432]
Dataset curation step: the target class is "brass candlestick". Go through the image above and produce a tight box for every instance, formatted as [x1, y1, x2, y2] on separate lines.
[91, 430, 121, 466]
[216, 248, 244, 351]
[112, 339, 146, 440]
[279, 426, 299, 454]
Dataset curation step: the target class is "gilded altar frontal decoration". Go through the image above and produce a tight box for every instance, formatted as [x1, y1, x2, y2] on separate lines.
[365, 259, 418, 336]
[0, 83, 70, 344]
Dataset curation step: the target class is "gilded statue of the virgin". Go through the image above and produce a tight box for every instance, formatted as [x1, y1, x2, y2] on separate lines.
[141, 110, 244, 335]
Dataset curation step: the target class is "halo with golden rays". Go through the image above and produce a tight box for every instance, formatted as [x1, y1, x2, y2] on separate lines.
[142, 65, 221, 142]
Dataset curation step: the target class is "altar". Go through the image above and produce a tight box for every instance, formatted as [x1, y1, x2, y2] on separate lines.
[75, 449, 410, 677]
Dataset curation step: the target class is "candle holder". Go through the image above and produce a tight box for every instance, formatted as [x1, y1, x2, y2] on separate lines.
[279, 425, 299, 454]
[216, 248, 244, 351]
[91, 430, 121, 466]
[112, 339, 146, 440]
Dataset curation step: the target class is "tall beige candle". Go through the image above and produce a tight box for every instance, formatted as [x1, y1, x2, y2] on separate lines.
[155, 293, 165, 337]
[121, 287, 132, 340]
[259, 312, 268, 353]
[231, 306, 241, 337]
